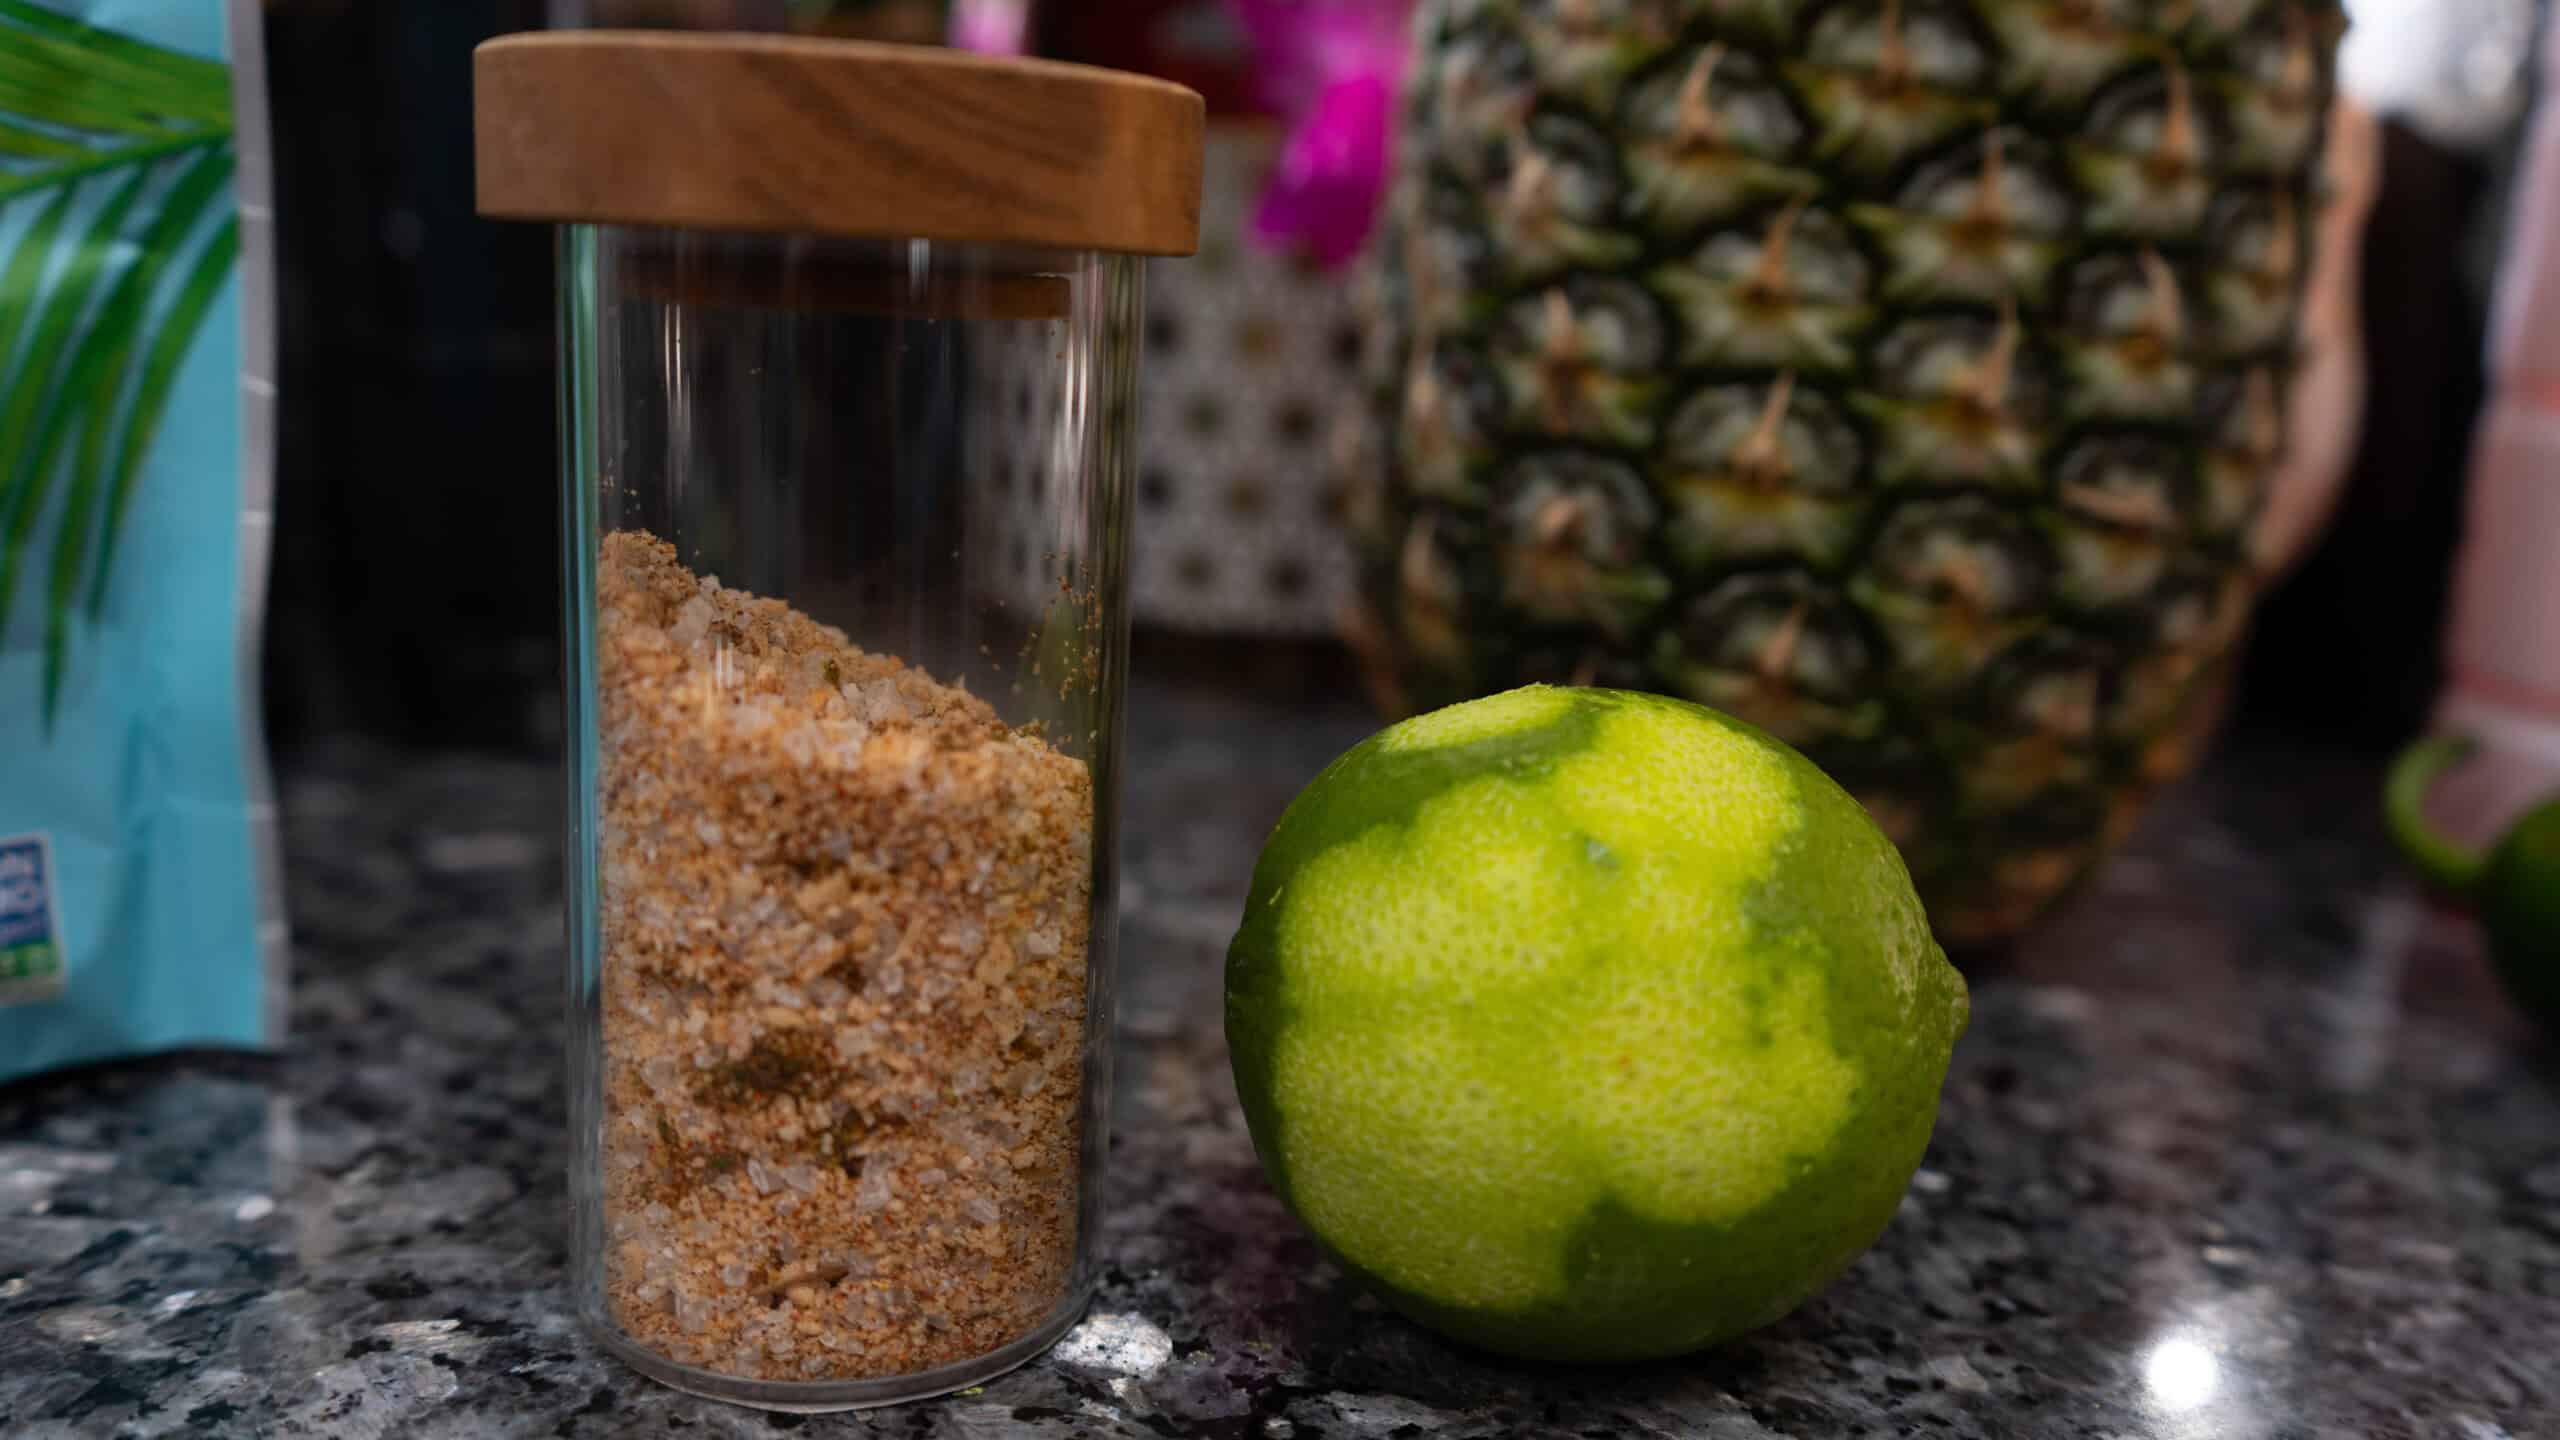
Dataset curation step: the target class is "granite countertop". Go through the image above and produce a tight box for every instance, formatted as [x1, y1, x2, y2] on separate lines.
[3, 667, 2556, 1439]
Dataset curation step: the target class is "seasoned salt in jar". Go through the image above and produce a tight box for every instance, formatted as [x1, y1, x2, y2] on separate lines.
[473, 32, 1201, 1411]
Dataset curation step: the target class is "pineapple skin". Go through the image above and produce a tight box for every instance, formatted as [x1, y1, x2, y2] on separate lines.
[1365, 0, 2345, 945]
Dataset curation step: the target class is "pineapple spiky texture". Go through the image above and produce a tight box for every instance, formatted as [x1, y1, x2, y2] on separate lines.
[1365, 0, 2344, 944]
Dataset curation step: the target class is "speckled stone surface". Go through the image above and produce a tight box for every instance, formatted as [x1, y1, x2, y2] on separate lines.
[3, 668, 2557, 1439]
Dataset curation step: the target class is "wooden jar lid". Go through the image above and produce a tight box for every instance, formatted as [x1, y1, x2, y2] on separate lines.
[473, 33, 1204, 256]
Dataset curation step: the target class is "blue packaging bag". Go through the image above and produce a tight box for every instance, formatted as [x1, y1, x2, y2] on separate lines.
[0, 0, 283, 1080]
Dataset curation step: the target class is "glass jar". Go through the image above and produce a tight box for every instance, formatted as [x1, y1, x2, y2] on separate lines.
[474, 34, 1201, 1411]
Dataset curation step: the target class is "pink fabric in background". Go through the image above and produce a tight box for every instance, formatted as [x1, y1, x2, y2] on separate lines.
[2451, 14, 2560, 724]
[2487, 18, 2560, 395]
[948, 0, 1027, 54]
[1230, 0, 1412, 268]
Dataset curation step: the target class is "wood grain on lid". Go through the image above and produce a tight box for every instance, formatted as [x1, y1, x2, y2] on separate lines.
[473, 32, 1205, 256]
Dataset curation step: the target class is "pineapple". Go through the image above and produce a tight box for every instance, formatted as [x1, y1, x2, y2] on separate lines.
[1365, 0, 2343, 944]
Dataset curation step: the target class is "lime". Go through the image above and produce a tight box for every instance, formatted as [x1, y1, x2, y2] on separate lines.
[2388, 736, 2560, 1034]
[1225, 687, 1969, 1363]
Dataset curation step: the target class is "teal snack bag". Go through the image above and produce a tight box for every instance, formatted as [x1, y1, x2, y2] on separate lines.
[0, 0, 283, 1078]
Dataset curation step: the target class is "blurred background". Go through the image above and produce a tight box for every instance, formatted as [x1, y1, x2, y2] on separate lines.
[260, 0, 2546, 760]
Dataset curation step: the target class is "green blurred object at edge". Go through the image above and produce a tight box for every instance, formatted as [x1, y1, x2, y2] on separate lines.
[2387, 736, 2560, 1032]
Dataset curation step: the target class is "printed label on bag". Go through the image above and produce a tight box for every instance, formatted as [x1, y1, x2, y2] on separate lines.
[0, 834, 64, 1006]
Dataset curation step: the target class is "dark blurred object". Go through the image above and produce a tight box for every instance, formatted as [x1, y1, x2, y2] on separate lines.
[1037, 0, 1264, 115]
[564, 0, 953, 38]
[786, 0, 948, 41]
[2243, 121, 2492, 747]
[579, 0, 787, 23]
[265, 0, 558, 752]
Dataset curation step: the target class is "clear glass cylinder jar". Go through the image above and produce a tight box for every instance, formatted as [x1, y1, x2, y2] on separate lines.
[476, 33, 1201, 1412]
